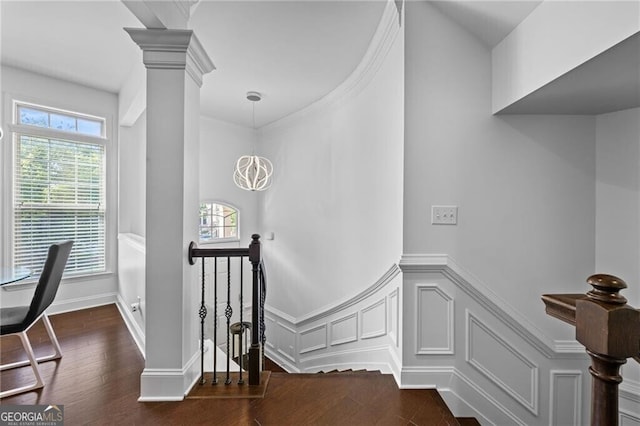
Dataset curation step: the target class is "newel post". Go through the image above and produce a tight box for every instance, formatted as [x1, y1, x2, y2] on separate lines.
[577, 275, 639, 425]
[248, 234, 261, 385]
[543, 274, 640, 426]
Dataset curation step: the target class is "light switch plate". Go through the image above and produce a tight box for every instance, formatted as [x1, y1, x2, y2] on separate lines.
[432, 205, 458, 225]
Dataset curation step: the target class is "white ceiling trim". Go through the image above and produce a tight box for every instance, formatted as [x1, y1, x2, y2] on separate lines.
[261, 0, 401, 133]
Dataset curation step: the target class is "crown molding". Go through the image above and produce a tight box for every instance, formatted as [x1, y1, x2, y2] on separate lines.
[262, 0, 401, 131]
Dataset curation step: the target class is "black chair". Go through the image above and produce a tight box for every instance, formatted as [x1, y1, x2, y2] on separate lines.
[0, 240, 73, 398]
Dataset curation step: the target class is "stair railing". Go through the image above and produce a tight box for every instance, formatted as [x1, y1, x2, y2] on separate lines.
[542, 274, 640, 426]
[188, 234, 264, 386]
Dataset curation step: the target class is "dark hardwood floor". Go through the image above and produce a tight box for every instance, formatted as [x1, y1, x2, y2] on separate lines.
[1, 304, 477, 425]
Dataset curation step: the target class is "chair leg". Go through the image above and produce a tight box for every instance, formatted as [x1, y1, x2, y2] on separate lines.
[0, 313, 62, 371]
[0, 332, 45, 399]
[40, 313, 63, 362]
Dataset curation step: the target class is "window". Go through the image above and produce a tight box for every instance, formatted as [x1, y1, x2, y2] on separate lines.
[199, 202, 238, 243]
[11, 102, 107, 276]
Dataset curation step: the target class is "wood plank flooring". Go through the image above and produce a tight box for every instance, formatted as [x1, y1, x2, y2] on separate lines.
[1, 304, 476, 425]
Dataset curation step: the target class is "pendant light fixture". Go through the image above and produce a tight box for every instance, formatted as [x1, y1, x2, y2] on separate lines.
[233, 92, 273, 191]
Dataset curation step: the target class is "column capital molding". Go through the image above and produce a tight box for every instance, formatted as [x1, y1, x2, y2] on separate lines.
[125, 28, 215, 87]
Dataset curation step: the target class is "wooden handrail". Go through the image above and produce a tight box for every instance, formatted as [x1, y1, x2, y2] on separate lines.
[542, 274, 640, 426]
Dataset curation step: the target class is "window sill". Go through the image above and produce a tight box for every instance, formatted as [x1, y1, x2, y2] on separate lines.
[1, 270, 115, 292]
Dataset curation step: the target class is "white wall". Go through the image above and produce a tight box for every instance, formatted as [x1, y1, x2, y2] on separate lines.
[199, 116, 258, 247]
[492, 1, 640, 113]
[117, 107, 146, 351]
[595, 107, 640, 397]
[0, 65, 118, 310]
[404, 2, 596, 343]
[595, 107, 640, 304]
[119, 111, 146, 237]
[257, 8, 404, 318]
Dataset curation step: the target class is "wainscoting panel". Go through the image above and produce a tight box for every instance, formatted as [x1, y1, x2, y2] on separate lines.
[299, 324, 328, 354]
[416, 284, 454, 355]
[264, 315, 277, 351]
[388, 289, 399, 347]
[330, 313, 358, 346]
[263, 264, 402, 375]
[466, 311, 539, 414]
[550, 370, 582, 426]
[361, 298, 387, 340]
[277, 322, 297, 363]
[396, 254, 610, 425]
[620, 410, 640, 426]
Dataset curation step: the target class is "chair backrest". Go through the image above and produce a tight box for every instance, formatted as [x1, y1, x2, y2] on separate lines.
[24, 241, 73, 325]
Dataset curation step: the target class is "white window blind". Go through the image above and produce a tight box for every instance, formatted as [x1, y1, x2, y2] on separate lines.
[12, 103, 106, 277]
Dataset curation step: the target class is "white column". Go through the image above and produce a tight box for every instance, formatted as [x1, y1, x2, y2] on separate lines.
[126, 28, 214, 401]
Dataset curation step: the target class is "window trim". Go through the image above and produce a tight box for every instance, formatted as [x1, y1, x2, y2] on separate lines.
[2, 94, 116, 281]
[199, 200, 240, 244]
[14, 100, 107, 139]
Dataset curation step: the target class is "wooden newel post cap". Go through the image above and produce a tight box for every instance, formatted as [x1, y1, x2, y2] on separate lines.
[576, 274, 640, 359]
[586, 274, 627, 304]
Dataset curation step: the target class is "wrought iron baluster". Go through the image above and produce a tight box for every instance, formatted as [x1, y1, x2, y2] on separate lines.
[238, 256, 244, 385]
[225, 256, 233, 385]
[212, 257, 218, 385]
[188, 237, 262, 387]
[198, 257, 206, 385]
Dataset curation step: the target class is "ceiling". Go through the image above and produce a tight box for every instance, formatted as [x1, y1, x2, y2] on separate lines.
[1, 0, 385, 128]
[1, 1, 637, 125]
[430, 0, 542, 48]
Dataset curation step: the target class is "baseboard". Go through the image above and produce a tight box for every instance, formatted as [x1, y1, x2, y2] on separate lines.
[298, 344, 398, 374]
[115, 294, 145, 357]
[400, 366, 524, 425]
[138, 368, 186, 401]
[264, 346, 300, 373]
[49, 292, 117, 315]
[138, 349, 200, 401]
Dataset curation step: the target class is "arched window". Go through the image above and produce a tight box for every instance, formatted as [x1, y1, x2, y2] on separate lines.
[199, 202, 239, 243]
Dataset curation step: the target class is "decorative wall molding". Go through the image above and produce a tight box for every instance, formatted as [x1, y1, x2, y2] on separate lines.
[330, 313, 358, 346]
[620, 410, 640, 425]
[621, 380, 640, 404]
[397, 253, 617, 424]
[297, 345, 399, 375]
[361, 298, 387, 340]
[416, 284, 454, 355]
[265, 264, 400, 326]
[399, 254, 581, 359]
[550, 370, 582, 426]
[264, 315, 277, 351]
[262, 0, 400, 132]
[399, 366, 525, 425]
[299, 324, 327, 354]
[388, 288, 399, 347]
[263, 264, 401, 375]
[466, 310, 539, 415]
[276, 322, 297, 363]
